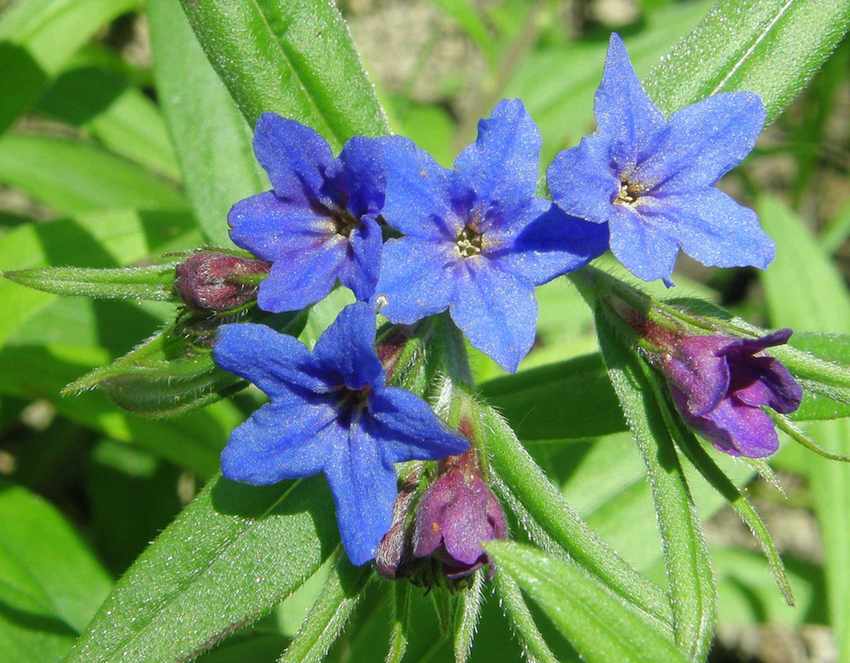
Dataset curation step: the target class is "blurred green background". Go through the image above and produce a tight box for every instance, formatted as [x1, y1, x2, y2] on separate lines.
[0, 1, 848, 661]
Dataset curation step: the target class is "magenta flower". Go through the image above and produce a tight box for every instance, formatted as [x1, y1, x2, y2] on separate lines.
[413, 453, 507, 578]
[661, 329, 802, 457]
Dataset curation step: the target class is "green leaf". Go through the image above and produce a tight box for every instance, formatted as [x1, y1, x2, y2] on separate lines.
[0, 0, 140, 132]
[148, 0, 266, 247]
[432, 0, 496, 66]
[759, 194, 850, 662]
[36, 66, 181, 180]
[479, 353, 624, 440]
[594, 310, 716, 661]
[385, 582, 411, 663]
[453, 570, 485, 663]
[178, 0, 389, 147]
[0, 209, 199, 347]
[0, 134, 187, 216]
[3, 260, 181, 302]
[278, 550, 370, 663]
[492, 571, 560, 663]
[473, 391, 673, 629]
[67, 475, 339, 663]
[63, 322, 244, 418]
[645, 0, 850, 121]
[0, 480, 112, 660]
[486, 542, 688, 663]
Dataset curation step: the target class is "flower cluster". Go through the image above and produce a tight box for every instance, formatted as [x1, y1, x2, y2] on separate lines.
[211, 33, 785, 567]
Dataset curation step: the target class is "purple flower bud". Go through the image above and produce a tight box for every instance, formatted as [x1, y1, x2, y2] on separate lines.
[375, 466, 422, 580]
[412, 451, 507, 579]
[660, 329, 802, 457]
[175, 251, 269, 311]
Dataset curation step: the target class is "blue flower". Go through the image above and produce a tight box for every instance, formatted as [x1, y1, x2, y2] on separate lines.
[373, 99, 608, 372]
[547, 34, 773, 284]
[228, 113, 385, 312]
[212, 303, 468, 565]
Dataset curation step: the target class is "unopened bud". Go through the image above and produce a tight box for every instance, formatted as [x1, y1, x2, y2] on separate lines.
[175, 251, 269, 311]
[412, 450, 506, 580]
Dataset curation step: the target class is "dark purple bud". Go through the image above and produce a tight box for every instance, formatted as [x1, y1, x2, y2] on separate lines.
[412, 450, 507, 580]
[175, 251, 269, 311]
[658, 329, 802, 458]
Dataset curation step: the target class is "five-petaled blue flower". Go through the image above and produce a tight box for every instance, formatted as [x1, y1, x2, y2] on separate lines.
[547, 34, 773, 284]
[228, 112, 385, 312]
[373, 99, 608, 372]
[212, 303, 468, 565]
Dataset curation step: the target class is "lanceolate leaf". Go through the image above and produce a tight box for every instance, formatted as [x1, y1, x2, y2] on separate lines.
[493, 571, 561, 663]
[148, 0, 267, 246]
[0, 481, 113, 660]
[453, 570, 485, 663]
[474, 391, 674, 629]
[594, 311, 716, 661]
[0, 0, 140, 132]
[178, 0, 389, 148]
[3, 260, 182, 302]
[67, 475, 339, 663]
[278, 550, 371, 663]
[486, 542, 688, 663]
[645, 0, 850, 121]
[0, 134, 187, 216]
[759, 195, 850, 662]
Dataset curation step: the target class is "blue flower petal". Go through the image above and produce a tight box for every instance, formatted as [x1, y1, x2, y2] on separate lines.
[253, 113, 334, 205]
[547, 135, 619, 224]
[608, 205, 679, 282]
[228, 191, 335, 262]
[496, 204, 609, 285]
[454, 99, 540, 214]
[324, 421, 398, 565]
[369, 387, 469, 463]
[220, 398, 338, 485]
[257, 242, 345, 313]
[338, 215, 382, 301]
[595, 33, 665, 170]
[329, 136, 386, 218]
[374, 237, 456, 324]
[313, 302, 383, 389]
[640, 189, 774, 270]
[214, 323, 328, 395]
[379, 135, 460, 240]
[450, 260, 537, 372]
[634, 92, 765, 193]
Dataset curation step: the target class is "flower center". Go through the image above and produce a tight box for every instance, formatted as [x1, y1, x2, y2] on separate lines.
[456, 224, 483, 258]
[613, 178, 646, 207]
[330, 208, 360, 238]
[336, 385, 371, 420]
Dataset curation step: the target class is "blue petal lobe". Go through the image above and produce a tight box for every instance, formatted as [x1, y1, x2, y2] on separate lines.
[450, 260, 537, 372]
[369, 387, 469, 463]
[338, 215, 382, 301]
[313, 302, 383, 389]
[324, 420, 398, 565]
[228, 191, 335, 261]
[378, 135, 460, 240]
[607, 205, 679, 282]
[214, 323, 327, 395]
[253, 113, 334, 205]
[220, 397, 338, 485]
[330, 136, 386, 218]
[641, 189, 774, 269]
[595, 33, 665, 170]
[374, 237, 456, 324]
[547, 136, 618, 224]
[499, 204, 609, 285]
[634, 92, 765, 193]
[257, 241, 345, 313]
[454, 99, 540, 212]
